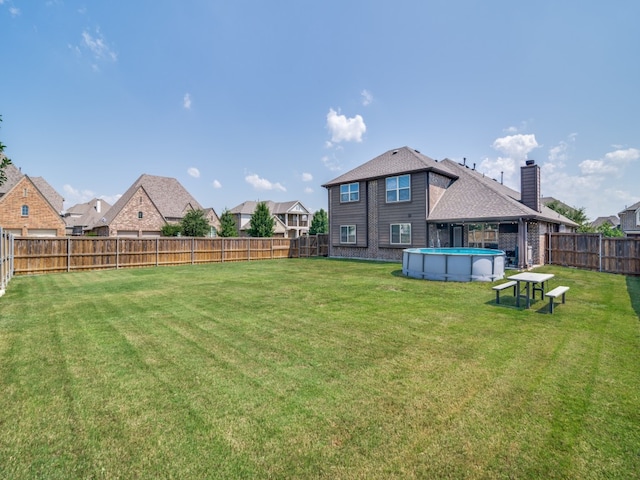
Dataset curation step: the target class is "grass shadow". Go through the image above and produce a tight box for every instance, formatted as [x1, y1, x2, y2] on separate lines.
[626, 275, 640, 320]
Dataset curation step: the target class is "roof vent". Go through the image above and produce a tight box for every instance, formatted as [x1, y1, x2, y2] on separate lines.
[414, 149, 420, 153]
[392, 150, 398, 155]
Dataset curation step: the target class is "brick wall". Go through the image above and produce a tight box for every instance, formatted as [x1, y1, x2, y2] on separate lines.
[109, 188, 166, 236]
[0, 177, 66, 236]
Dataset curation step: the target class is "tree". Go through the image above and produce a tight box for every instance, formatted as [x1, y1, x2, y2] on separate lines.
[180, 209, 211, 237]
[218, 208, 237, 237]
[597, 223, 624, 238]
[161, 224, 182, 237]
[0, 115, 12, 187]
[546, 200, 591, 231]
[248, 201, 274, 237]
[309, 208, 328, 235]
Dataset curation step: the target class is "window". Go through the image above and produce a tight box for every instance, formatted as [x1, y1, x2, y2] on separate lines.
[390, 223, 411, 244]
[636, 209, 640, 226]
[386, 175, 410, 202]
[340, 225, 356, 244]
[340, 183, 359, 202]
[21, 205, 29, 217]
[138, 211, 144, 219]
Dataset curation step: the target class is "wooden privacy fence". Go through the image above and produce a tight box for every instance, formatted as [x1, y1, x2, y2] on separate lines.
[547, 233, 640, 275]
[12, 235, 329, 275]
[1, 227, 14, 291]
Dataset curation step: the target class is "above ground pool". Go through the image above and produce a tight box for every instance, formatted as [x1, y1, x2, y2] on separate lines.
[402, 247, 506, 282]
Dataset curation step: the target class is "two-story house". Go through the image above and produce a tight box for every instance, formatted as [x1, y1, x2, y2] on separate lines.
[618, 201, 640, 237]
[322, 146, 577, 267]
[228, 200, 311, 238]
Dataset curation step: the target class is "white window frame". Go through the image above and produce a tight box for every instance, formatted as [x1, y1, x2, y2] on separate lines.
[390, 223, 411, 245]
[386, 174, 411, 203]
[636, 209, 640, 226]
[340, 225, 356, 244]
[21, 205, 29, 217]
[340, 183, 359, 203]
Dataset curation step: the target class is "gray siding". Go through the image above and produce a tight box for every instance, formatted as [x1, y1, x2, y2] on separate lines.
[328, 182, 368, 247]
[377, 173, 427, 248]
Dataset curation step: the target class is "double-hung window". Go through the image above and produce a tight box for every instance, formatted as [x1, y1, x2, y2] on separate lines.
[340, 183, 359, 202]
[21, 205, 29, 217]
[390, 223, 411, 245]
[386, 174, 410, 202]
[340, 225, 356, 244]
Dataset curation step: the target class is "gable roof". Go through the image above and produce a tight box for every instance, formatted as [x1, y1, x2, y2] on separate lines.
[322, 146, 457, 187]
[590, 215, 619, 229]
[0, 163, 24, 194]
[430, 159, 577, 226]
[0, 163, 65, 215]
[619, 201, 640, 215]
[100, 174, 203, 225]
[64, 198, 112, 229]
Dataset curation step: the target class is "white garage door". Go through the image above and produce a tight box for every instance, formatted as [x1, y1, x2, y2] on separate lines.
[27, 229, 57, 237]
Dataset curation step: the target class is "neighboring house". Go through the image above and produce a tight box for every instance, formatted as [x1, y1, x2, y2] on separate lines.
[322, 146, 577, 267]
[63, 198, 112, 235]
[90, 174, 219, 237]
[0, 163, 66, 237]
[228, 200, 311, 238]
[590, 215, 620, 230]
[618, 201, 640, 237]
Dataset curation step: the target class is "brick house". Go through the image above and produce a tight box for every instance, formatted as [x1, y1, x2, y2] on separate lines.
[90, 174, 220, 237]
[322, 146, 577, 268]
[0, 163, 66, 237]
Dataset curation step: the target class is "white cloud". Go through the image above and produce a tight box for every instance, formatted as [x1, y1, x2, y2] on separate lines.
[304, 187, 314, 194]
[321, 155, 341, 172]
[9, 6, 19, 16]
[212, 179, 222, 189]
[492, 134, 539, 161]
[579, 159, 618, 175]
[326, 108, 366, 143]
[80, 28, 117, 62]
[187, 167, 200, 178]
[604, 147, 640, 163]
[62, 185, 121, 210]
[301, 172, 313, 182]
[245, 174, 286, 192]
[183, 93, 192, 110]
[361, 89, 373, 106]
[63, 184, 95, 205]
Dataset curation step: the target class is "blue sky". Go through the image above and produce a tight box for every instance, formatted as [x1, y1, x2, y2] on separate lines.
[1, 1, 638, 220]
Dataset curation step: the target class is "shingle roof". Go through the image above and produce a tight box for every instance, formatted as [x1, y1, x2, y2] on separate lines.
[590, 215, 619, 229]
[619, 201, 640, 214]
[64, 198, 112, 229]
[100, 174, 202, 226]
[0, 163, 65, 214]
[322, 146, 457, 187]
[229, 200, 309, 215]
[430, 160, 577, 226]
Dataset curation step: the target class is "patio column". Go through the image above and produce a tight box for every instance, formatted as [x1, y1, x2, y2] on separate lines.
[518, 218, 528, 269]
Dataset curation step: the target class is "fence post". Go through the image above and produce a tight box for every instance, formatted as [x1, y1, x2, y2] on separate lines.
[596, 234, 602, 272]
[67, 237, 71, 272]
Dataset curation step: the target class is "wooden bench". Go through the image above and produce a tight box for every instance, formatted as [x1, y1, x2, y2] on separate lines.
[545, 286, 569, 313]
[492, 280, 517, 304]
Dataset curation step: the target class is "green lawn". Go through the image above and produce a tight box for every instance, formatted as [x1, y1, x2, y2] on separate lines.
[0, 259, 638, 479]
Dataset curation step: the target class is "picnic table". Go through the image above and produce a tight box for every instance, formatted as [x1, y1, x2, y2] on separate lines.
[507, 272, 555, 309]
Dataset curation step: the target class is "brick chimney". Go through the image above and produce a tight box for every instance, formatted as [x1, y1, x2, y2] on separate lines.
[520, 159, 541, 212]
